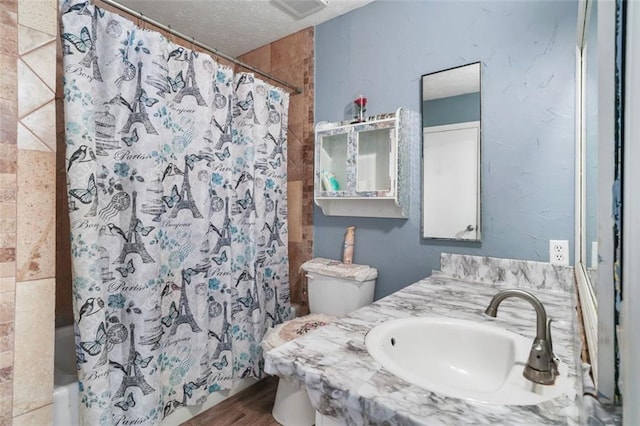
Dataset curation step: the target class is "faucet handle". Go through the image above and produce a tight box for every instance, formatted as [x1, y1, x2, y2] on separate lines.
[546, 318, 560, 378]
[546, 318, 554, 354]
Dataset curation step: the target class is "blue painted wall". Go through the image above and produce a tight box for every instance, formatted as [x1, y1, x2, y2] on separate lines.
[314, 0, 577, 299]
[423, 92, 480, 127]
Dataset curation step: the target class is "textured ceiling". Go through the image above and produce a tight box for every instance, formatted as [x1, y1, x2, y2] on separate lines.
[116, 0, 376, 57]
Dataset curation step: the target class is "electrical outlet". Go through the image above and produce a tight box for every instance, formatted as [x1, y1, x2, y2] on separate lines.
[549, 240, 569, 266]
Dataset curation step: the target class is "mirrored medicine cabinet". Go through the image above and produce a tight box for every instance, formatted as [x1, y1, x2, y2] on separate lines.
[421, 62, 481, 241]
[314, 108, 420, 218]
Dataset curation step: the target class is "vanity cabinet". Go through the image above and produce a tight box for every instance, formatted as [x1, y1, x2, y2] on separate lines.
[314, 107, 419, 218]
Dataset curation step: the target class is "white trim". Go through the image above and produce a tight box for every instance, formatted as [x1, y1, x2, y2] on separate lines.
[574, 33, 597, 378]
[575, 42, 585, 268]
[595, 0, 616, 402]
[574, 0, 616, 400]
[623, 1, 640, 422]
[575, 263, 598, 380]
[575, 0, 599, 383]
[579, 41, 588, 272]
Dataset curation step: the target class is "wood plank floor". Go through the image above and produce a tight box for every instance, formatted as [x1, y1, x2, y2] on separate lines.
[182, 376, 281, 426]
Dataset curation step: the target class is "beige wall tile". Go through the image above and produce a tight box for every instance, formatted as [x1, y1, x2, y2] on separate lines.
[287, 180, 302, 243]
[0, 291, 14, 323]
[0, 391, 11, 426]
[0, 208, 15, 253]
[0, 175, 15, 189]
[12, 403, 52, 426]
[0, 367, 12, 389]
[0, 202, 15, 218]
[0, 264, 14, 280]
[17, 0, 56, 36]
[0, 352, 12, 370]
[287, 94, 305, 140]
[20, 100, 55, 151]
[0, 263, 14, 279]
[0, 277, 14, 293]
[0, 54, 16, 102]
[20, 41, 55, 91]
[288, 241, 303, 308]
[17, 123, 48, 151]
[0, 249, 14, 264]
[0, 8, 18, 57]
[0, 322, 14, 354]
[0, 188, 15, 204]
[287, 131, 303, 181]
[270, 62, 305, 89]
[0, 232, 15, 249]
[12, 278, 54, 416]
[17, 59, 53, 118]
[271, 29, 310, 68]
[16, 150, 55, 281]
[0, 99, 18, 146]
[238, 45, 272, 74]
[18, 24, 54, 56]
[1, 0, 18, 13]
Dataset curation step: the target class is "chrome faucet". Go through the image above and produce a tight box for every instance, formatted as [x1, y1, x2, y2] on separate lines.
[484, 289, 559, 385]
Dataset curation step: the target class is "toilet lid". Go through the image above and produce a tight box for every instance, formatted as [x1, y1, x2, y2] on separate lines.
[261, 313, 337, 352]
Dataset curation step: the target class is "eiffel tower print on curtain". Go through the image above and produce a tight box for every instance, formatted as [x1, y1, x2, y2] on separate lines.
[211, 95, 233, 150]
[114, 191, 155, 264]
[170, 155, 203, 219]
[239, 279, 262, 318]
[169, 266, 208, 336]
[265, 200, 284, 248]
[174, 51, 207, 106]
[114, 324, 155, 399]
[121, 62, 158, 135]
[208, 301, 232, 359]
[61, 2, 103, 81]
[210, 197, 231, 254]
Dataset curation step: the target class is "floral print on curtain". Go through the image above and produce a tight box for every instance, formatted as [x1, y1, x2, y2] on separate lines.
[60, 1, 291, 424]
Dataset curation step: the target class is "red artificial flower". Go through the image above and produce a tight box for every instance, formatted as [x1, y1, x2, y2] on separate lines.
[354, 96, 367, 107]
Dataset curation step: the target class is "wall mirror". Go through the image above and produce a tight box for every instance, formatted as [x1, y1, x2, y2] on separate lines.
[576, 0, 616, 402]
[421, 62, 481, 241]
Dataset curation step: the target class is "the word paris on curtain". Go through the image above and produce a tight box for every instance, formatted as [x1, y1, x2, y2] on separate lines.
[60, 1, 291, 424]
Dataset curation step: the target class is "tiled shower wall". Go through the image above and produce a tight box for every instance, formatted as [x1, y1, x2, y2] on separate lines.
[0, 0, 57, 424]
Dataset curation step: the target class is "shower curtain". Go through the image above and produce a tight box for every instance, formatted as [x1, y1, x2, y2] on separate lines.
[60, 1, 291, 424]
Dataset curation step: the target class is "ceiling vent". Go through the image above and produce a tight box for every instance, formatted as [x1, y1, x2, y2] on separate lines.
[271, 0, 328, 19]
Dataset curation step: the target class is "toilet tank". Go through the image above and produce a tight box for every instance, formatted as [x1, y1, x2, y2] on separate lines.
[301, 258, 377, 316]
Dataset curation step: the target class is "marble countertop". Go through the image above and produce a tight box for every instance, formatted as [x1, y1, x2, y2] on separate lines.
[265, 270, 583, 425]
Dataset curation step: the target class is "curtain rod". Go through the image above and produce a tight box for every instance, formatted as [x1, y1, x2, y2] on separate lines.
[98, 0, 304, 95]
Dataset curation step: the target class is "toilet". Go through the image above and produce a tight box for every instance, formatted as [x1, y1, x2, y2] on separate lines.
[263, 258, 377, 426]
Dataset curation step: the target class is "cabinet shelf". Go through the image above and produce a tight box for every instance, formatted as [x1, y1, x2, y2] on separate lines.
[314, 107, 420, 218]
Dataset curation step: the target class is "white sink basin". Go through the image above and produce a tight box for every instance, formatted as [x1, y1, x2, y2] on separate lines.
[365, 316, 570, 405]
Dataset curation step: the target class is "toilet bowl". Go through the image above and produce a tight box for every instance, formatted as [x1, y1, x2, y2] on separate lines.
[266, 258, 377, 426]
